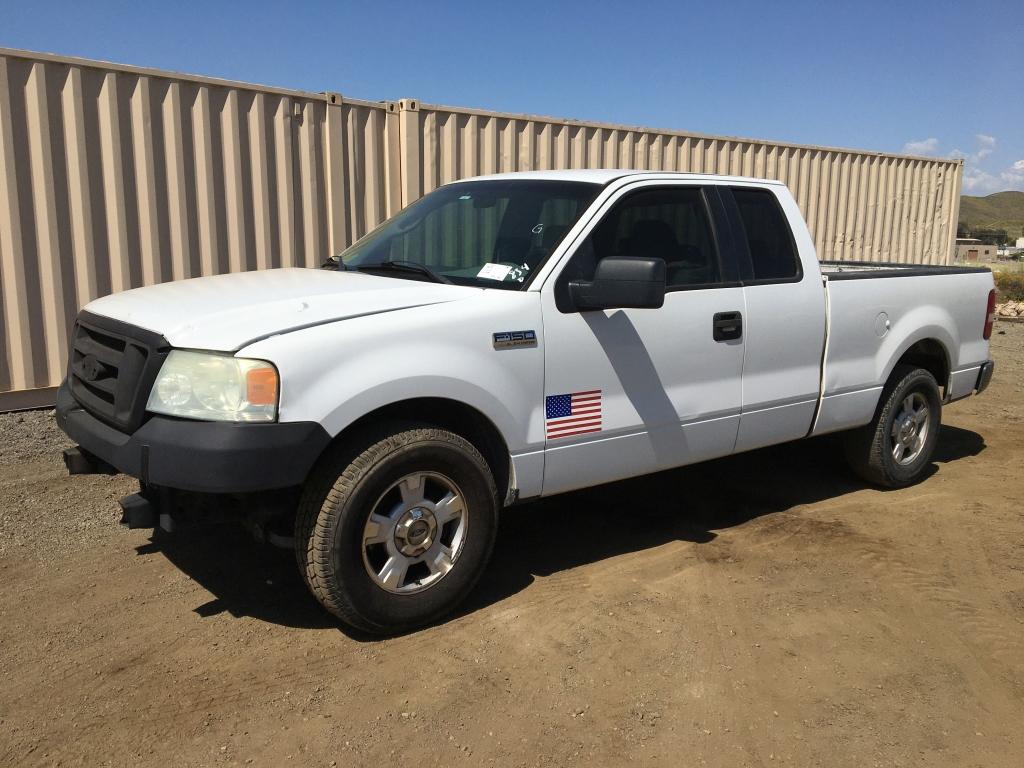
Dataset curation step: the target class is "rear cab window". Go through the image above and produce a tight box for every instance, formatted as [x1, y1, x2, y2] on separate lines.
[730, 187, 802, 283]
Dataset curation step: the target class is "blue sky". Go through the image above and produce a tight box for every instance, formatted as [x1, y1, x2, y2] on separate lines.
[3, 0, 1023, 195]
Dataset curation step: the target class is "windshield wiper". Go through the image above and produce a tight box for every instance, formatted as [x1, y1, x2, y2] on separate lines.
[355, 260, 452, 284]
[320, 255, 353, 271]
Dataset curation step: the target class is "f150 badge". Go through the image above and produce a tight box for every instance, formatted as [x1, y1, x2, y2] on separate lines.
[493, 330, 537, 349]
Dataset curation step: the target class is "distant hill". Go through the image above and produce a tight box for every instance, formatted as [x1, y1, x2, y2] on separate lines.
[959, 191, 1024, 239]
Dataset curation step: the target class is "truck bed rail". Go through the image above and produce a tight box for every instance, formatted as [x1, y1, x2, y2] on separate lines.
[820, 260, 991, 280]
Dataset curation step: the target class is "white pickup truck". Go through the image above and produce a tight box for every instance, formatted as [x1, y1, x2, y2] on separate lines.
[56, 170, 996, 634]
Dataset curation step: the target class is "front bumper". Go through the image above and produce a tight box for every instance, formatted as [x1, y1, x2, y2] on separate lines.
[55, 382, 330, 493]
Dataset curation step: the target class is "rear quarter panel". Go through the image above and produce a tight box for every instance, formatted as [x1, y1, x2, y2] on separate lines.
[813, 271, 993, 435]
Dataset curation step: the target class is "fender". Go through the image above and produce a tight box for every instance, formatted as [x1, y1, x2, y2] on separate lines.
[878, 314, 956, 387]
[318, 371, 531, 450]
[239, 290, 547, 457]
[814, 284, 970, 437]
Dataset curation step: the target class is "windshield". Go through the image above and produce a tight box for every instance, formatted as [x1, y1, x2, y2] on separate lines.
[338, 180, 601, 289]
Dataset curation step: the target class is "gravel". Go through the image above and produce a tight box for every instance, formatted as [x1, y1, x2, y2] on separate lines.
[0, 409, 69, 464]
[0, 409, 136, 562]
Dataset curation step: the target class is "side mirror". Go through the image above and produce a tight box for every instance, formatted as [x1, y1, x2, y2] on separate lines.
[568, 256, 666, 311]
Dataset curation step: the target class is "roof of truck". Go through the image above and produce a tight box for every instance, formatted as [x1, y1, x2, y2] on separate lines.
[458, 169, 787, 186]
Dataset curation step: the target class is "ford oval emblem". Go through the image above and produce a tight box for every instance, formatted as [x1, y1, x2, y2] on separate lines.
[80, 354, 103, 382]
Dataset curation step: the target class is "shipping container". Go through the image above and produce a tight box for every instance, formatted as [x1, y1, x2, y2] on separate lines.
[0, 47, 964, 408]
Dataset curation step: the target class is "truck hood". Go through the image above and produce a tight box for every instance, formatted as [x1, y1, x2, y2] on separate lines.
[83, 268, 481, 350]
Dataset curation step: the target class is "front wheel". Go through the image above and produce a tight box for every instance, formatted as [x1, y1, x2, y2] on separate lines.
[844, 365, 942, 488]
[295, 425, 499, 635]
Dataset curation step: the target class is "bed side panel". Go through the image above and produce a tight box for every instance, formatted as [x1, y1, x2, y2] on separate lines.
[813, 271, 992, 435]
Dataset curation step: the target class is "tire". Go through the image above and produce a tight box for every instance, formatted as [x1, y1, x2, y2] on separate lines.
[844, 365, 942, 488]
[294, 423, 499, 634]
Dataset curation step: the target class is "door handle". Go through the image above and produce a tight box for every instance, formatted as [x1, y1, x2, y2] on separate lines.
[713, 311, 743, 342]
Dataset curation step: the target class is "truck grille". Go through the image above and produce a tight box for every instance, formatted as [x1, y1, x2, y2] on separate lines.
[68, 312, 169, 433]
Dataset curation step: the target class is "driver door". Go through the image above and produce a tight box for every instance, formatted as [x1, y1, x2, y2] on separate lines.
[540, 182, 746, 496]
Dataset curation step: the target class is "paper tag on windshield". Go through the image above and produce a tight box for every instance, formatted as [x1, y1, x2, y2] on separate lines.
[477, 263, 513, 281]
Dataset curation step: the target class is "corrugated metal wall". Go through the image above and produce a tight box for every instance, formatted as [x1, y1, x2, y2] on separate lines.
[0, 48, 964, 406]
[400, 100, 963, 266]
[0, 49, 397, 402]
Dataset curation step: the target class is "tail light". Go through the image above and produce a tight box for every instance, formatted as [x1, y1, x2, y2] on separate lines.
[983, 289, 996, 340]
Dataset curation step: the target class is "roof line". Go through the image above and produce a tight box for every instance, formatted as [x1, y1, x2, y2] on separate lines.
[458, 170, 789, 184]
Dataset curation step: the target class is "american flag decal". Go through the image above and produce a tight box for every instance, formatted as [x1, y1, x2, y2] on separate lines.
[545, 390, 602, 440]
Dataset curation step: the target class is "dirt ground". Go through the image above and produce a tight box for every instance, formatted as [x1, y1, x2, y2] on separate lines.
[2, 327, 1023, 768]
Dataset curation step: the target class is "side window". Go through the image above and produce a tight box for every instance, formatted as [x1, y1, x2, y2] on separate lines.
[731, 188, 801, 281]
[573, 187, 720, 289]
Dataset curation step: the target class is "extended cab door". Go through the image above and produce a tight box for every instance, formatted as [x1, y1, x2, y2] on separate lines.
[539, 181, 746, 496]
[719, 185, 826, 452]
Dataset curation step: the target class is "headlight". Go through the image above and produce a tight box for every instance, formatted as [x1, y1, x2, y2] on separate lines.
[147, 350, 278, 422]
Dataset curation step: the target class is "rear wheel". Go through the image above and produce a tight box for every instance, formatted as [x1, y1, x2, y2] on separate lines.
[295, 425, 499, 634]
[844, 365, 941, 488]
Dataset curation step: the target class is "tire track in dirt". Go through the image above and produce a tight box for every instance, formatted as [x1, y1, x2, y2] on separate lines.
[734, 497, 1024, 720]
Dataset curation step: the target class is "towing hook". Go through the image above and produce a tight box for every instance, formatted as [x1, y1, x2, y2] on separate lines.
[63, 446, 117, 476]
[118, 492, 176, 533]
[119, 493, 157, 529]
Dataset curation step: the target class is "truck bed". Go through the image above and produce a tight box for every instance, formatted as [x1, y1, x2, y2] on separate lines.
[812, 263, 994, 436]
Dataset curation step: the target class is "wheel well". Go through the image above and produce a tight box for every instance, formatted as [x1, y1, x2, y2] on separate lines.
[895, 339, 949, 393]
[330, 398, 513, 503]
